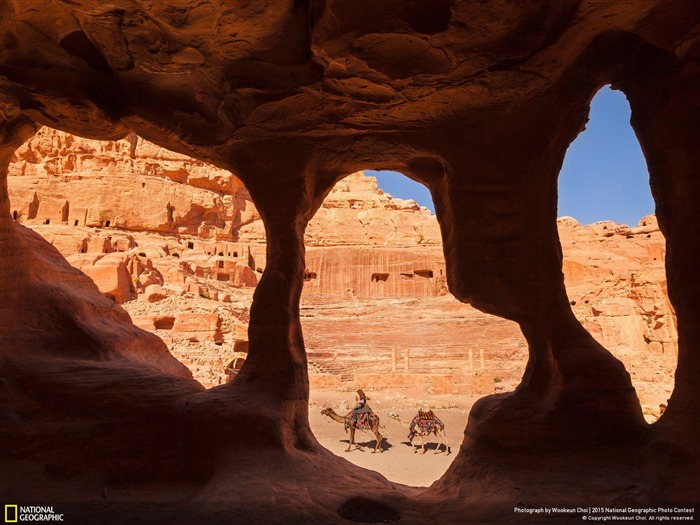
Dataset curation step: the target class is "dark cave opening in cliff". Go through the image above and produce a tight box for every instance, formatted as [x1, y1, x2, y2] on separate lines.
[304, 170, 527, 486]
[557, 85, 676, 422]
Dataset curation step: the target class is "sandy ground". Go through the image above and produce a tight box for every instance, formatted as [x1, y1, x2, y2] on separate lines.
[309, 390, 474, 487]
[308, 389, 663, 488]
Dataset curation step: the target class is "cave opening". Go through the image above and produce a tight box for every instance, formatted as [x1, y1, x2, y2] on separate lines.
[557, 85, 676, 422]
[371, 272, 390, 282]
[304, 170, 527, 486]
[1, 4, 698, 519]
[153, 316, 175, 330]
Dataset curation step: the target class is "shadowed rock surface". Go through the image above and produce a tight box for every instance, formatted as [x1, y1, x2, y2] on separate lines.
[6, 136, 676, 405]
[1, 1, 699, 523]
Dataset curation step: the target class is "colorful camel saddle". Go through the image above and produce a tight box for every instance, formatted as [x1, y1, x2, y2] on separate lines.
[344, 412, 379, 432]
[408, 410, 444, 439]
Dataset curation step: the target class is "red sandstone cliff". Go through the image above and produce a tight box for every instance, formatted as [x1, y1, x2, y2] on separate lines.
[7, 130, 676, 401]
[2, 2, 697, 518]
[8, 127, 252, 239]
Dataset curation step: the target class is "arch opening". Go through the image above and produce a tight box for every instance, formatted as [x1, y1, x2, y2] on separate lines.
[304, 170, 527, 486]
[557, 85, 676, 423]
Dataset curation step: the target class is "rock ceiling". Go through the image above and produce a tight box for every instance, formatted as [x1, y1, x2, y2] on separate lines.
[1, 2, 696, 157]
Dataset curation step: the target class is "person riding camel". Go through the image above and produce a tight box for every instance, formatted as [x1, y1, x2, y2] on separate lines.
[352, 389, 372, 423]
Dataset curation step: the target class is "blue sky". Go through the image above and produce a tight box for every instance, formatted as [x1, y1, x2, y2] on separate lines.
[368, 85, 654, 227]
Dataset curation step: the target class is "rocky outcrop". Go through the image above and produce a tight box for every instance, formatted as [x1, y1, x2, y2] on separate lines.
[14, 163, 675, 381]
[559, 215, 676, 358]
[1, 2, 699, 523]
[305, 172, 441, 246]
[8, 127, 252, 239]
[9, 146, 451, 298]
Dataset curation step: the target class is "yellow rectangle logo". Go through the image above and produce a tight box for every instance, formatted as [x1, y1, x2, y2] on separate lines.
[5, 505, 18, 523]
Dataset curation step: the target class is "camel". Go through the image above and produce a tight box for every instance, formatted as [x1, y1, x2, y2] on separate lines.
[321, 408, 384, 453]
[388, 409, 450, 455]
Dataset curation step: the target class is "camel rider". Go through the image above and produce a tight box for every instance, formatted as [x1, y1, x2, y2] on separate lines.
[352, 389, 372, 422]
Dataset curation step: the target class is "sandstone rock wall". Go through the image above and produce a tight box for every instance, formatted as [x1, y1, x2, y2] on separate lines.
[7, 127, 254, 239]
[2, 1, 699, 519]
[304, 171, 441, 247]
[8, 131, 442, 249]
[7, 133, 452, 302]
[559, 215, 676, 358]
[304, 246, 447, 298]
[6, 131, 678, 384]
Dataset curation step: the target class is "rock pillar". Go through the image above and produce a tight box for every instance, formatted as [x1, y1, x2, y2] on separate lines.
[424, 91, 644, 449]
[625, 67, 700, 436]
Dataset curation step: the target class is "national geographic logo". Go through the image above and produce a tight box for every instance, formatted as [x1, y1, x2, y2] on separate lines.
[4, 506, 64, 522]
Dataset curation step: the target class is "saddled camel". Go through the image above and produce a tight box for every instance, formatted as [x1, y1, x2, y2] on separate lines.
[388, 409, 450, 455]
[321, 408, 384, 453]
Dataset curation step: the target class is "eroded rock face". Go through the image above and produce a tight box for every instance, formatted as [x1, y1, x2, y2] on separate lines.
[10, 144, 677, 403]
[12, 141, 675, 374]
[9, 139, 453, 299]
[1, 1, 699, 522]
[306, 172, 441, 247]
[8, 127, 251, 238]
[559, 215, 676, 358]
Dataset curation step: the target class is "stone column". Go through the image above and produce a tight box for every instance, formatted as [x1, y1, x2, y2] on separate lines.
[207, 147, 341, 452]
[243, 212, 309, 399]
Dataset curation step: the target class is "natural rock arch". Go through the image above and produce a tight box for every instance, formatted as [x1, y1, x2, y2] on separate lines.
[556, 86, 676, 414]
[1, 1, 699, 522]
